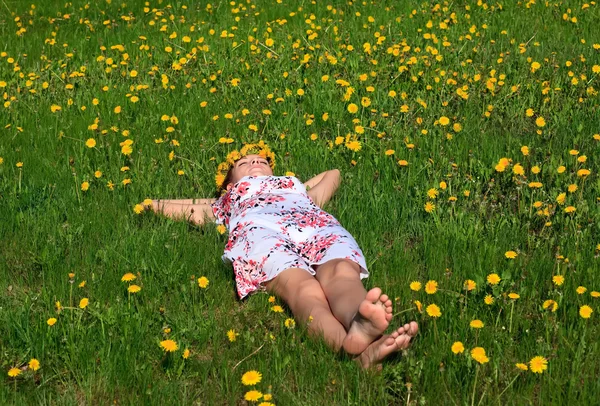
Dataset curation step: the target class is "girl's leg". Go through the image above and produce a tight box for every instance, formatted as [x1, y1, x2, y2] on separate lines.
[265, 267, 347, 352]
[314, 259, 392, 354]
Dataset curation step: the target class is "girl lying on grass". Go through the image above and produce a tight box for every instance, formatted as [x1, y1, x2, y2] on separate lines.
[150, 142, 418, 368]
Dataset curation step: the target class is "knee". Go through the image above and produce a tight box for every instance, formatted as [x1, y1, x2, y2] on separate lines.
[318, 259, 361, 286]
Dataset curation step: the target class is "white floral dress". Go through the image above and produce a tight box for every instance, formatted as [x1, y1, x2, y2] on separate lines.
[211, 175, 369, 299]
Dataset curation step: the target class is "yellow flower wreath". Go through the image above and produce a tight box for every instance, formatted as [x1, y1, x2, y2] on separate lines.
[215, 140, 276, 192]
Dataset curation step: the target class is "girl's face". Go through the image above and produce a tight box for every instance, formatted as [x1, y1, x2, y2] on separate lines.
[227, 154, 273, 190]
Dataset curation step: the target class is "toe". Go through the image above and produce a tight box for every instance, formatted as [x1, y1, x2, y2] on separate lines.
[365, 287, 382, 303]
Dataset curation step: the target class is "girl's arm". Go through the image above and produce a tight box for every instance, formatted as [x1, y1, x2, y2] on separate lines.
[306, 169, 341, 208]
[150, 200, 216, 225]
[303, 172, 328, 190]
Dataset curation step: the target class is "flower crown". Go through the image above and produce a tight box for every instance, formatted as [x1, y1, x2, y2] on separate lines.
[215, 140, 276, 191]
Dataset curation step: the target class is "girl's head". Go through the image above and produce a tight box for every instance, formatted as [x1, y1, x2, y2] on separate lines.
[215, 141, 276, 195]
[224, 154, 274, 191]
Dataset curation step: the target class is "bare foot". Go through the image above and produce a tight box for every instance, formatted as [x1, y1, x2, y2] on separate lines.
[342, 288, 393, 355]
[357, 321, 418, 369]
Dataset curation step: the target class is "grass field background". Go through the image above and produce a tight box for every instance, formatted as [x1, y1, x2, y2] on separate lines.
[1, 0, 599, 404]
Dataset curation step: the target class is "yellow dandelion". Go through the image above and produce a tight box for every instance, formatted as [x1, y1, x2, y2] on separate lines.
[409, 281, 421, 291]
[182, 349, 190, 359]
[122, 273, 136, 282]
[439, 116, 450, 126]
[47, 317, 57, 326]
[160, 339, 178, 352]
[470, 347, 489, 364]
[505, 250, 517, 259]
[197, 276, 209, 289]
[508, 293, 520, 300]
[244, 390, 263, 402]
[464, 280, 477, 291]
[241, 370, 262, 386]
[470, 319, 484, 329]
[227, 329, 239, 342]
[85, 138, 96, 148]
[425, 280, 438, 294]
[579, 305, 593, 319]
[28, 358, 40, 371]
[542, 299, 558, 312]
[552, 275, 565, 286]
[79, 298, 89, 309]
[424, 201, 435, 213]
[271, 305, 284, 313]
[484, 295, 494, 305]
[529, 356, 548, 373]
[8, 368, 21, 378]
[347, 103, 359, 114]
[451, 341, 464, 354]
[284, 318, 296, 329]
[576, 286, 587, 295]
[487, 273, 501, 285]
[535, 117, 546, 127]
[426, 304, 441, 318]
[516, 363, 528, 371]
[128, 284, 141, 293]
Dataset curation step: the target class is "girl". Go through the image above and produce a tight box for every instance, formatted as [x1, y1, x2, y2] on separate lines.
[151, 150, 418, 368]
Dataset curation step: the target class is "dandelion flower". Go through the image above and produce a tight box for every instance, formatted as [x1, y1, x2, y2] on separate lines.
[79, 298, 89, 309]
[579, 305, 593, 319]
[347, 103, 359, 114]
[508, 293, 520, 300]
[86, 138, 96, 148]
[284, 318, 296, 329]
[197, 276, 209, 289]
[516, 363, 528, 371]
[425, 280, 438, 294]
[451, 341, 464, 354]
[128, 284, 141, 293]
[529, 356, 548, 373]
[133, 204, 144, 214]
[464, 280, 477, 291]
[576, 286, 587, 295]
[484, 295, 494, 305]
[424, 202, 435, 213]
[470, 319, 484, 329]
[552, 275, 565, 286]
[487, 273, 501, 285]
[271, 305, 283, 313]
[8, 368, 21, 378]
[244, 390, 263, 402]
[470, 347, 489, 364]
[591, 291, 600, 298]
[542, 299, 558, 312]
[28, 359, 40, 371]
[535, 117, 546, 127]
[505, 251, 517, 259]
[160, 339, 178, 352]
[409, 281, 422, 291]
[47, 317, 57, 326]
[227, 329, 239, 342]
[122, 273, 136, 282]
[182, 349, 190, 359]
[81, 181, 90, 191]
[439, 116, 450, 126]
[241, 370, 262, 386]
[426, 304, 441, 318]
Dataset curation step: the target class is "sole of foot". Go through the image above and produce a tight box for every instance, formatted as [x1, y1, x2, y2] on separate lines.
[342, 287, 393, 355]
[358, 321, 419, 369]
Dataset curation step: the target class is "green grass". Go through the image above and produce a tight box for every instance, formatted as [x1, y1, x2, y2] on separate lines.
[1, 0, 599, 404]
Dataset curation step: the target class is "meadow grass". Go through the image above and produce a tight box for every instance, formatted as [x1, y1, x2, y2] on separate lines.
[1, 0, 599, 404]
